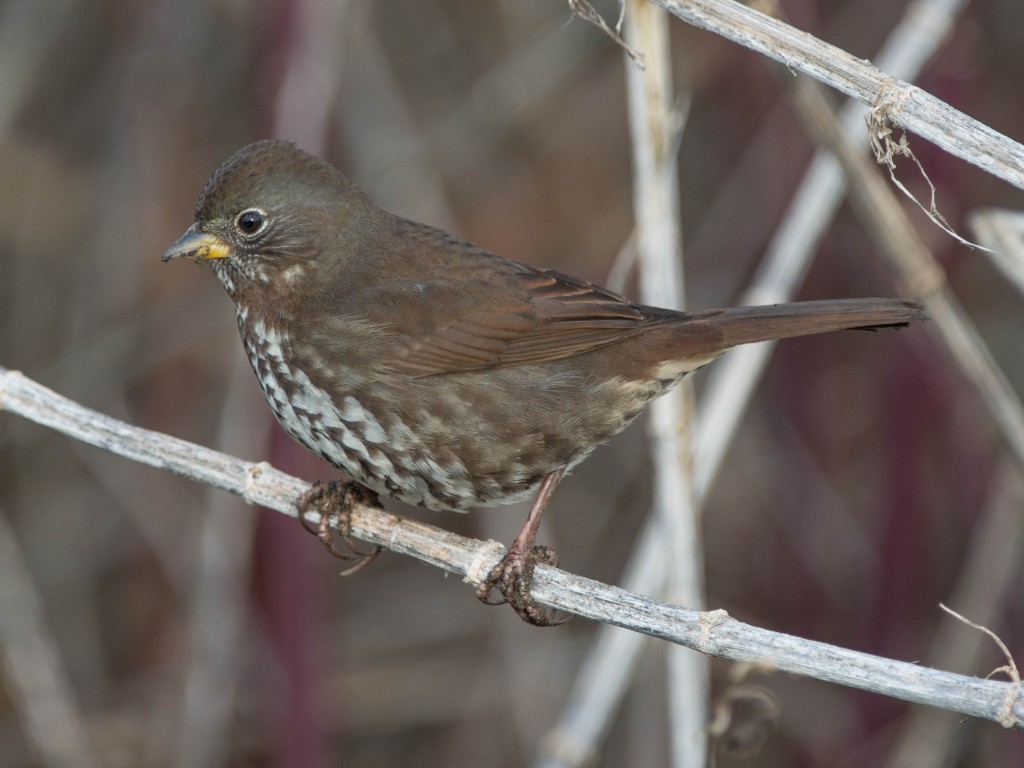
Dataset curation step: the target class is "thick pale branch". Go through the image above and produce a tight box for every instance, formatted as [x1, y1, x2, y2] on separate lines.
[1, 365, 1022, 728]
[652, 0, 1024, 190]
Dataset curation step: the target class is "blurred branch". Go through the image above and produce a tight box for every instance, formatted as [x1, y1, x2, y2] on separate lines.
[174, 358, 265, 768]
[789, 76, 1024, 482]
[442, 39, 599, 173]
[2, 367, 1024, 729]
[697, 0, 968, 489]
[543, 1, 967, 764]
[0, 509, 96, 768]
[623, 2, 704, 768]
[648, 0, 1024, 190]
[969, 208, 1024, 301]
[0, 0, 80, 136]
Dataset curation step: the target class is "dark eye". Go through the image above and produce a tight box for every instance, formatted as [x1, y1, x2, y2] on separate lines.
[235, 208, 267, 236]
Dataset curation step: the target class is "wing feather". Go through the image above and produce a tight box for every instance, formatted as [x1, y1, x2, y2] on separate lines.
[384, 261, 679, 377]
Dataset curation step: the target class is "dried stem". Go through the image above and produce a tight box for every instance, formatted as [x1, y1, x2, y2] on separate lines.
[651, 0, 1024, 190]
[541, 1, 969, 764]
[2, 368, 1023, 731]
[623, 1, 705, 766]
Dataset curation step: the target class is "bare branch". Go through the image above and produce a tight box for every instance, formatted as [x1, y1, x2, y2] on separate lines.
[2, 366, 1023, 729]
[623, 1, 705, 765]
[651, 0, 1024, 190]
[969, 208, 1024, 300]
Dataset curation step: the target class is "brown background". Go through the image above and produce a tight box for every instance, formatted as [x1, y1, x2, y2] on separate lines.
[1, 1, 1023, 766]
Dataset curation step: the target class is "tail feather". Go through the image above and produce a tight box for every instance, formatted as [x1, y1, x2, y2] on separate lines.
[690, 298, 925, 350]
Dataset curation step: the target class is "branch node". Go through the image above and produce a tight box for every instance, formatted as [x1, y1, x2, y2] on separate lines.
[698, 608, 730, 651]
[243, 461, 273, 506]
[939, 603, 1021, 726]
[998, 681, 1023, 729]
[463, 540, 508, 587]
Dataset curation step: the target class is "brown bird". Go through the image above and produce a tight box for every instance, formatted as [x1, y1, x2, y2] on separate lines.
[163, 139, 923, 624]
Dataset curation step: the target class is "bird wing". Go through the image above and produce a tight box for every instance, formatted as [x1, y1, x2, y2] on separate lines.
[371, 258, 680, 377]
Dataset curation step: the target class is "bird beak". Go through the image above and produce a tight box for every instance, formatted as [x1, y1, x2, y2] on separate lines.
[161, 226, 231, 263]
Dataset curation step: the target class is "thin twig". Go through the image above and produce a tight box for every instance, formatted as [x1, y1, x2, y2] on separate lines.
[884, 464, 1024, 767]
[568, 0, 645, 68]
[867, 102, 986, 249]
[939, 604, 1021, 687]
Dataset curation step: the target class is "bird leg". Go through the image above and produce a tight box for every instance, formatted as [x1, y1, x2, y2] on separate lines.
[296, 480, 382, 575]
[476, 468, 568, 626]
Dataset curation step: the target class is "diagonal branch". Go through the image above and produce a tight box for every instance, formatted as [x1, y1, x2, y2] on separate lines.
[1, 365, 1023, 729]
[651, 0, 1024, 190]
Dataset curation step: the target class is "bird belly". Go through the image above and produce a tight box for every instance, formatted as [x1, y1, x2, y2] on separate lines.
[238, 321, 675, 513]
[240, 323, 551, 511]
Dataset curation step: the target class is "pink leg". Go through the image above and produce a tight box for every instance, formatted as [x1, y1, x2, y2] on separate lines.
[476, 468, 567, 625]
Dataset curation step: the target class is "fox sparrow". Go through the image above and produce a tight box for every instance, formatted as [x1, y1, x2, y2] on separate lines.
[163, 139, 923, 624]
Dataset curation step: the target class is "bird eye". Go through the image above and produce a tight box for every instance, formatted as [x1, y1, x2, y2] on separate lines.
[235, 208, 267, 237]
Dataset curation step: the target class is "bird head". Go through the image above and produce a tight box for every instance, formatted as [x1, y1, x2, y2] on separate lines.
[162, 139, 372, 301]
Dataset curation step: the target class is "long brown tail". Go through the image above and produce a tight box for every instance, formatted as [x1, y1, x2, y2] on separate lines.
[690, 298, 925, 350]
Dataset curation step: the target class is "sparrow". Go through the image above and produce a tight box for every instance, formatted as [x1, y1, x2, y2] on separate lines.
[163, 139, 923, 623]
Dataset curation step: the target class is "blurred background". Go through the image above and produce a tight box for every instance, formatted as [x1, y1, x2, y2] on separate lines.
[1, 0, 1023, 766]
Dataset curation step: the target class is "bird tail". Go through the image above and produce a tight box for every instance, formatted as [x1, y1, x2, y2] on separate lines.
[689, 298, 925, 349]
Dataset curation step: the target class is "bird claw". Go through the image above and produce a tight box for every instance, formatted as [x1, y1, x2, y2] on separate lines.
[296, 480, 382, 575]
[475, 544, 570, 626]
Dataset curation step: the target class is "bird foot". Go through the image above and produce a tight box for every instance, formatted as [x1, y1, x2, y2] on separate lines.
[296, 480, 382, 575]
[476, 543, 569, 626]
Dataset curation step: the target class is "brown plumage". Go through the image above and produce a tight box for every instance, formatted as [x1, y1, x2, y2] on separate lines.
[163, 139, 924, 623]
